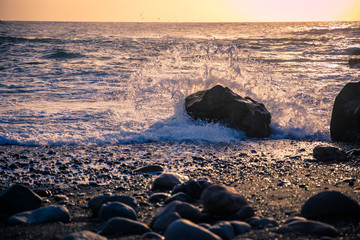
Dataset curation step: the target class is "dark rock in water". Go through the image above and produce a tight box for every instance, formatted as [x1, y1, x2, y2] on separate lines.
[330, 81, 360, 142]
[148, 193, 171, 203]
[8, 205, 70, 224]
[208, 221, 235, 240]
[152, 212, 181, 231]
[301, 191, 360, 219]
[349, 59, 360, 68]
[164, 192, 192, 204]
[235, 205, 255, 220]
[172, 179, 211, 200]
[152, 173, 188, 190]
[0, 184, 42, 215]
[135, 165, 164, 173]
[140, 232, 164, 240]
[201, 185, 248, 216]
[313, 146, 347, 161]
[274, 219, 339, 236]
[185, 85, 271, 137]
[154, 200, 202, 223]
[346, 47, 360, 55]
[99, 202, 137, 221]
[97, 217, 150, 237]
[64, 230, 107, 240]
[230, 221, 251, 235]
[249, 217, 278, 229]
[165, 219, 222, 240]
[88, 195, 137, 214]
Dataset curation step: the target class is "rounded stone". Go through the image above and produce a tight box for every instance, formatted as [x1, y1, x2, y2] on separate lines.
[8, 205, 70, 224]
[208, 221, 235, 240]
[154, 200, 202, 223]
[99, 201, 137, 221]
[201, 185, 248, 216]
[165, 219, 222, 240]
[152, 173, 189, 190]
[63, 230, 107, 240]
[274, 219, 339, 236]
[97, 217, 151, 237]
[0, 184, 42, 215]
[301, 191, 360, 219]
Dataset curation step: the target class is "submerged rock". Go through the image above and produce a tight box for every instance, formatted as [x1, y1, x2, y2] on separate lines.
[349, 59, 360, 68]
[313, 146, 347, 161]
[185, 85, 271, 138]
[201, 185, 248, 216]
[165, 219, 222, 240]
[0, 184, 42, 215]
[97, 217, 150, 237]
[330, 81, 360, 142]
[64, 230, 107, 240]
[301, 191, 360, 219]
[8, 205, 70, 224]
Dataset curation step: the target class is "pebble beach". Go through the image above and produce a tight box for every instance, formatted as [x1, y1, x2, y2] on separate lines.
[1, 139, 359, 239]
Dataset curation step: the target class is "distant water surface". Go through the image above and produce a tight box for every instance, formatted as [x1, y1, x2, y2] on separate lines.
[0, 21, 359, 145]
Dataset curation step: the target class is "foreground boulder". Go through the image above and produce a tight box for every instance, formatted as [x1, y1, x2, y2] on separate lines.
[185, 85, 271, 138]
[8, 205, 70, 224]
[330, 81, 360, 142]
[313, 146, 347, 161]
[0, 184, 42, 215]
[165, 219, 222, 240]
[152, 173, 189, 190]
[301, 191, 360, 219]
[97, 217, 150, 237]
[274, 219, 339, 236]
[64, 231, 107, 240]
[201, 185, 248, 217]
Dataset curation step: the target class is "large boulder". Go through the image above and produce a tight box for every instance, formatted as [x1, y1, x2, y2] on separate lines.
[201, 185, 248, 217]
[185, 85, 271, 138]
[330, 81, 360, 142]
[0, 184, 42, 215]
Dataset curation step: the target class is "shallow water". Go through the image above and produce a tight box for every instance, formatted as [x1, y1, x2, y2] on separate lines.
[1, 21, 360, 145]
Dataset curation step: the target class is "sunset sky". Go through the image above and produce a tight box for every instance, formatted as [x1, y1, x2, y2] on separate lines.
[1, 0, 360, 22]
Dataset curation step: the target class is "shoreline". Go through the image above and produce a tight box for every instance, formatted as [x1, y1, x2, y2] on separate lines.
[0, 139, 359, 239]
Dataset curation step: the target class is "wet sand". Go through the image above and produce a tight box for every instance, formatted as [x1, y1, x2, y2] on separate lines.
[0, 139, 359, 239]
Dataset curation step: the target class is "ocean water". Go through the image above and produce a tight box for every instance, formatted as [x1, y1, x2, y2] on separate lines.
[1, 21, 360, 145]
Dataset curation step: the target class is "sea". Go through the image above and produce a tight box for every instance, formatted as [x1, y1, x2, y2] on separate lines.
[1, 21, 360, 146]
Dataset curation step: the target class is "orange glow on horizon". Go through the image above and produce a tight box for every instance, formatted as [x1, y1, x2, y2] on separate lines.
[0, 0, 359, 22]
